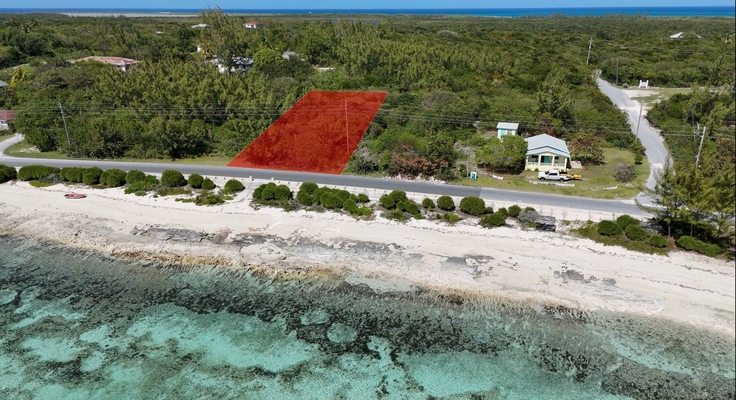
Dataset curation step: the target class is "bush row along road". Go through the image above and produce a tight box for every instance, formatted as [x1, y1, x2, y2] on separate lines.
[0, 135, 646, 216]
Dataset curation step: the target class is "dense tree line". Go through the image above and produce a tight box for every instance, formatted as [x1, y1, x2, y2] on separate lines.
[1, 12, 733, 178]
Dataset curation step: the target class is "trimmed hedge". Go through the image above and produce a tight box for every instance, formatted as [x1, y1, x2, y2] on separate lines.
[82, 166, 103, 185]
[299, 182, 319, 195]
[60, 167, 86, 183]
[497, 207, 508, 217]
[125, 169, 146, 184]
[649, 234, 668, 248]
[0, 164, 17, 183]
[437, 195, 455, 211]
[389, 190, 407, 203]
[342, 198, 358, 214]
[508, 205, 521, 218]
[459, 196, 486, 216]
[357, 193, 370, 204]
[17, 165, 61, 181]
[201, 178, 215, 190]
[99, 168, 127, 187]
[676, 236, 722, 257]
[188, 173, 204, 188]
[479, 213, 506, 228]
[161, 169, 186, 187]
[624, 224, 649, 241]
[274, 184, 291, 200]
[223, 179, 245, 194]
[422, 198, 435, 210]
[616, 215, 640, 230]
[597, 220, 622, 236]
[296, 190, 313, 206]
[321, 192, 342, 209]
[379, 194, 395, 209]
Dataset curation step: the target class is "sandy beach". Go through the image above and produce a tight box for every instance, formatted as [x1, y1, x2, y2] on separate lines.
[0, 177, 733, 339]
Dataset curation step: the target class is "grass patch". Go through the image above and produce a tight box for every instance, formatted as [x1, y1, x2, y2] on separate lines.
[624, 87, 692, 108]
[460, 148, 648, 199]
[572, 221, 669, 255]
[28, 180, 57, 188]
[4, 141, 231, 166]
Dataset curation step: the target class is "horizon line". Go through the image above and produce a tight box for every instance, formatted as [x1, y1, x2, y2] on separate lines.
[2, 6, 734, 10]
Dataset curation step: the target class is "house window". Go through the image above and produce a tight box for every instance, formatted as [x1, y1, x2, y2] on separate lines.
[541, 156, 551, 165]
[529, 155, 539, 163]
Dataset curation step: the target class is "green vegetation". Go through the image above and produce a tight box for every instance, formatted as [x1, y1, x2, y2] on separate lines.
[438, 212, 462, 225]
[161, 169, 187, 187]
[188, 173, 204, 189]
[29, 180, 56, 188]
[0, 164, 17, 183]
[624, 224, 649, 241]
[17, 165, 60, 181]
[99, 168, 127, 187]
[459, 196, 486, 216]
[436, 196, 455, 211]
[573, 221, 668, 255]
[597, 220, 623, 236]
[649, 234, 669, 248]
[201, 178, 216, 190]
[81, 166, 103, 185]
[508, 205, 521, 218]
[125, 169, 146, 184]
[262, 181, 372, 216]
[222, 179, 245, 194]
[60, 167, 86, 183]
[422, 198, 435, 210]
[676, 235, 723, 257]
[479, 213, 506, 228]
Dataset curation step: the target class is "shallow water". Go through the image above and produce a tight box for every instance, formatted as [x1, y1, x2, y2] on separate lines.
[0, 235, 733, 399]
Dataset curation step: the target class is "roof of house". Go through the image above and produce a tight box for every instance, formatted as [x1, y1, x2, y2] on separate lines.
[496, 122, 519, 130]
[244, 21, 263, 25]
[669, 32, 684, 39]
[74, 56, 139, 67]
[525, 134, 570, 158]
[0, 110, 17, 121]
[191, 23, 209, 28]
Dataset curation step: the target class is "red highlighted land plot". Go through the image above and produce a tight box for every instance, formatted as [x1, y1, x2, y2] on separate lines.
[227, 91, 388, 174]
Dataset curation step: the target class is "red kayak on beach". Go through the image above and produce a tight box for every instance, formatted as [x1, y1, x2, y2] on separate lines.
[64, 193, 87, 199]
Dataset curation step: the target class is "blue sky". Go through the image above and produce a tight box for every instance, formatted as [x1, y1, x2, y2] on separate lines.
[9, 0, 735, 9]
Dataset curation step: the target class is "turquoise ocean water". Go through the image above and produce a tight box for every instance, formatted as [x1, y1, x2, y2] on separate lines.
[0, 235, 734, 399]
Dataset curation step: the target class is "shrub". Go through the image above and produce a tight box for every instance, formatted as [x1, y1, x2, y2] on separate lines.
[274, 184, 292, 200]
[125, 169, 146, 184]
[483, 207, 494, 215]
[336, 190, 351, 201]
[161, 169, 186, 187]
[296, 190, 313, 206]
[479, 213, 506, 228]
[188, 173, 204, 188]
[0, 164, 17, 183]
[649, 234, 668, 248]
[201, 178, 215, 191]
[524, 206, 536, 213]
[459, 196, 486, 216]
[342, 198, 359, 214]
[299, 182, 319, 195]
[385, 208, 409, 222]
[379, 194, 396, 209]
[437, 195, 455, 211]
[99, 168, 127, 187]
[676, 236, 722, 257]
[616, 215, 639, 230]
[613, 164, 636, 183]
[634, 153, 643, 165]
[82, 166, 103, 185]
[223, 179, 245, 194]
[60, 167, 86, 183]
[508, 205, 522, 218]
[405, 202, 421, 216]
[497, 207, 508, 217]
[260, 184, 276, 200]
[389, 190, 407, 203]
[597, 220, 623, 236]
[625, 224, 649, 241]
[321, 192, 343, 209]
[422, 198, 435, 210]
[357, 193, 370, 204]
[440, 212, 462, 224]
[39, 173, 61, 184]
[17, 165, 60, 181]
[517, 209, 539, 224]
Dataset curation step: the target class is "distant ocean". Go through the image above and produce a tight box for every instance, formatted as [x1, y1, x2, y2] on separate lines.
[0, 6, 734, 17]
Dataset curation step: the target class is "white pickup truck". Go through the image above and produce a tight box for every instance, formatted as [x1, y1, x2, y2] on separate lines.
[537, 170, 571, 181]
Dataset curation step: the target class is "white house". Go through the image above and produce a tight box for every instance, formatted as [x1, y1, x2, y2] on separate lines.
[191, 23, 209, 29]
[669, 32, 684, 39]
[243, 21, 264, 29]
[496, 122, 519, 139]
[524, 134, 570, 172]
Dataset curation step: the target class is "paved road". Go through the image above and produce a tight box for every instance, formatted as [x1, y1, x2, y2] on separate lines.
[0, 135, 644, 215]
[596, 78, 672, 205]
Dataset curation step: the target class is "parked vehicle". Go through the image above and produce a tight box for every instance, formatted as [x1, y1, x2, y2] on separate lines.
[537, 170, 571, 181]
[562, 172, 583, 180]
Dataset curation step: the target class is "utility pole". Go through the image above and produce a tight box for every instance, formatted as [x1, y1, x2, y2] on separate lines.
[466, 150, 470, 178]
[615, 59, 619, 86]
[58, 102, 71, 148]
[344, 100, 349, 152]
[635, 103, 643, 138]
[586, 37, 593, 65]
[695, 125, 707, 169]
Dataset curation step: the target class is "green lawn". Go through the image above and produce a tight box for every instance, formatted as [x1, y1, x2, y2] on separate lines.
[4, 141, 231, 166]
[623, 87, 691, 108]
[460, 148, 649, 200]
